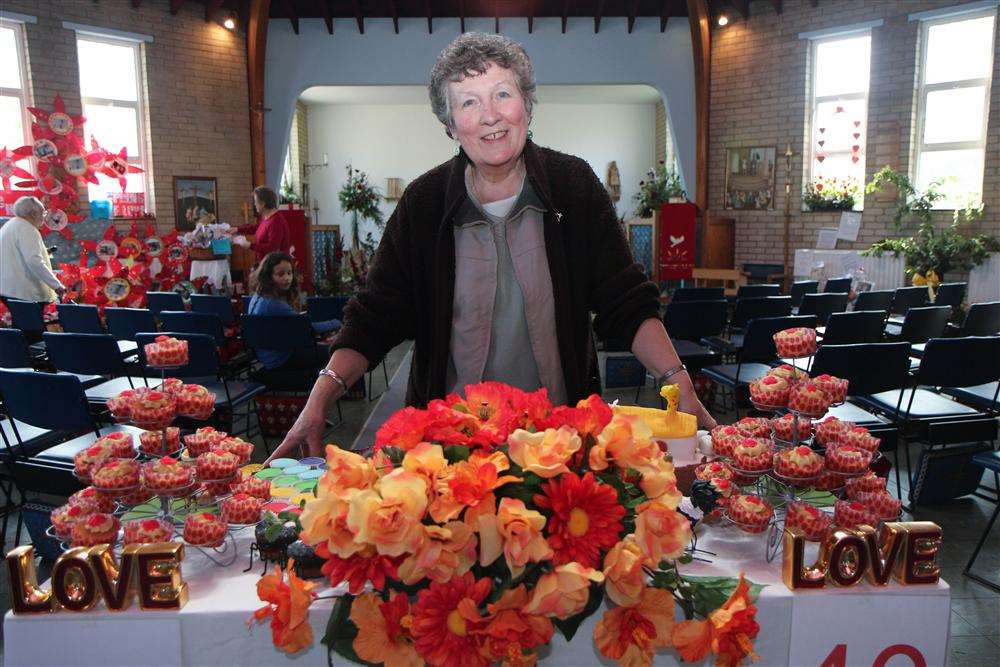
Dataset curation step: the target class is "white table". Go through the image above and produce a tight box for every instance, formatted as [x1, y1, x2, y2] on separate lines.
[4, 523, 950, 667]
[189, 259, 231, 291]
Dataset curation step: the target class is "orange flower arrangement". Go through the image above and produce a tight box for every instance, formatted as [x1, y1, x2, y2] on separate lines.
[275, 382, 762, 667]
[248, 560, 317, 655]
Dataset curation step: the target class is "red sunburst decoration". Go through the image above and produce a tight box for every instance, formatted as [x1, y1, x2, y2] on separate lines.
[91, 138, 143, 192]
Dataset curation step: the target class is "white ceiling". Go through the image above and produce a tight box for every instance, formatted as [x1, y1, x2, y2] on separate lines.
[299, 84, 661, 106]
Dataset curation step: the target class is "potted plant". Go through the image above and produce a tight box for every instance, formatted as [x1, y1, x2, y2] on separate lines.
[338, 164, 384, 250]
[803, 176, 859, 211]
[633, 160, 686, 218]
[279, 177, 301, 208]
[863, 166, 999, 288]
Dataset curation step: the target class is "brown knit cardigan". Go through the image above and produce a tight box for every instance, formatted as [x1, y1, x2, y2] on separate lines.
[330, 139, 660, 407]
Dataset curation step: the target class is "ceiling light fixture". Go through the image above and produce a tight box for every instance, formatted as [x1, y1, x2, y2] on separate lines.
[717, 15, 730, 27]
[223, 16, 236, 30]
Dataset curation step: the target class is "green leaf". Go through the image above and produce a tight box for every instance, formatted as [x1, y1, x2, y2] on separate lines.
[679, 575, 766, 619]
[443, 445, 470, 463]
[553, 583, 605, 642]
[382, 446, 405, 466]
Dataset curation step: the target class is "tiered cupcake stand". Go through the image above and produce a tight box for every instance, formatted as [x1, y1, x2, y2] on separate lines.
[50, 363, 256, 567]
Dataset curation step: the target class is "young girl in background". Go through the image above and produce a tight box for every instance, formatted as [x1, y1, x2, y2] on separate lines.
[248, 252, 339, 371]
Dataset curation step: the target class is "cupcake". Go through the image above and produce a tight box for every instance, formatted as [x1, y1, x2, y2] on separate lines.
[735, 417, 772, 439]
[71, 512, 120, 547]
[131, 391, 177, 430]
[91, 458, 141, 490]
[68, 486, 116, 514]
[144, 335, 189, 367]
[812, 374, 849, 405]
[768, 364, 809, 385]
[106, 389, 139, 421]
[773, 327, 817, 358]
[143, 456, 195, 493]
[200, 480, 233, 499]
[701, 477, 736, 523]
[727, 494, 774, 533]
[222, 493, 263, 524]
[825, 445, 873, 475]
[94, 431, 135, 458]
[74, 442, 114, 479]
[838, 426, 881, 454]
[845, 471, 887, 499]
[774, 445, 823, 478]
[785, 501, 832, 541]
[139, 427, 181, 456]
[183, 512, 227, 547]
[855, 491, 902, 520]
[230, 474, 271, 500]
[175, 384, 215, 420]
[218, 437, 254, 465]
[749, 375, 790, 407]
[51, 503, 92, 539]
[123, 518, 175, 545]
[184, 427, 227, 457]
[711, 425, 745, 458]
[160, 378, 184, 397]
[813, 471, 844, 492]
[733, 437, 774, 473]
[771, 414, 812, 443]
[118, 487, 155, 506]
[834, 500, 877, 530]
[789, 381, 831, 416]
[196, 448, 240, 481]
[695, 460, 734, 482]
[815, 417, 853, 447]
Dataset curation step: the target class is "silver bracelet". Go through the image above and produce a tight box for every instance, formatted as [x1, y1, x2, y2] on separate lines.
[318, 368, 348, 394]
[657, 364, 688, 385]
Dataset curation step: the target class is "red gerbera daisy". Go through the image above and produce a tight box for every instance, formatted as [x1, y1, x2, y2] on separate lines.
[410, 572, 492, 667]
[317, 543, 401, 594]
[534, 472, 625, 568]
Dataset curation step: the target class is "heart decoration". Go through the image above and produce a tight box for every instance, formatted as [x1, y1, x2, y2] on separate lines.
[851, 156, 860, 163]
[853, 132, 861, 140]
[819, 127, 826, 134]
[817, 154, 826, 163]
[854, 120, 861, 127]
[818, 140, 826, 147]
[852, 145, 860, 152]
[835, 106, 845, 113]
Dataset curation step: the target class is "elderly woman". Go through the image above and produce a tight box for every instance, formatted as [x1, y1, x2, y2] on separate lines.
[237, 186, 292, 257]
[269, 33, 714, 459]
[0, 196, 64, 303]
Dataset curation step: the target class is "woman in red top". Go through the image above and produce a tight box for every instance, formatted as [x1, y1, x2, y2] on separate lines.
[238, 186, 292, 257]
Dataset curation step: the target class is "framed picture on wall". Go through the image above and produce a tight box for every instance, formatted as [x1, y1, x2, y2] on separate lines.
[173, 176, 218, 231]
[724, 147, 776, 210]
[625, 217, 658, 281]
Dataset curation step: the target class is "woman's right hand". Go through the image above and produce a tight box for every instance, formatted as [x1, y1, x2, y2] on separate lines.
[265, 404, 327, 464]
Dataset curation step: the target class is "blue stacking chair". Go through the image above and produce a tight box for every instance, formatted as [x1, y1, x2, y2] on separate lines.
[147, 291, 185, 318]
[671, 287, 725, 302]
[789, 280, 819, 309]
[736, 284, 781, 299]
[105, 307, 158, 341]
[42, 332, 148, 406]
[820, 310, 887, 345]
[798, 292, 849, 327]
[4, 299, 50, 345]
[0, 329, 38, 369]
[191, 294, 237, 328]
[854, 290, 894, 313]
[0, 369, 145, 545]
[134, 332, 267, 447]
[306, 296, 348, 325]
[965, 450, 1000, 593]
[58, 303, 138, 358]
[823, 277, 852, 294]
[158, 310, 253, 377]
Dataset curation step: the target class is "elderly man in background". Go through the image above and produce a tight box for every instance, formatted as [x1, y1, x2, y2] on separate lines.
[0, 196, 65, 303]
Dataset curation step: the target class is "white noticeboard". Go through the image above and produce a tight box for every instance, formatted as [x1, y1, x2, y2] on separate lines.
[837, 211, 862, 242]
[788, 588, 950, 667]
[816, 228, 839, 250]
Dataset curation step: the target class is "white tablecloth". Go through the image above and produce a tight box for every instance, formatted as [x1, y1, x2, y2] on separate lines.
[3, 520, 950, 667]
[189, 259, 231, 291]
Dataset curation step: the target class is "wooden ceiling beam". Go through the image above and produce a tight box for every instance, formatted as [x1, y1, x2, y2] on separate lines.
[169, 0, 184, 15]
[731, 0, 749, 19]
[247, 0, 270, 187]
[687, 0, 710, 212]
[320, 0, 333, 34]
[351, 0, 364, 34]
[204, 0, 224, 23]
[628, 0, 639, 33]
[389, 0, 399, 34]
[594, 0, 604, 33]
[562, 0, 569, 33]
[284, 0, 298, 34]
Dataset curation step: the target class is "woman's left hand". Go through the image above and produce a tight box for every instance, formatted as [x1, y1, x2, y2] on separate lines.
[677, 373, 717, 430]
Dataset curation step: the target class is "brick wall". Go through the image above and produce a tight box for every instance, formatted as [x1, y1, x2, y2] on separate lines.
[709, 0, 1000, 269]
[4, 0, 252, 237]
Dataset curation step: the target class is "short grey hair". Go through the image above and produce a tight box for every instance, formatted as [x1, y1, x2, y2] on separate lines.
[429, 32, 536, 137]
[13, 196, 44, 221]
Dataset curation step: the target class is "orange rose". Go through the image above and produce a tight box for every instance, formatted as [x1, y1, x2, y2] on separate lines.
[397, 521, 477, 585]
[478, 497, 553, 578]
[318, 445, 377, 497]
[299, 489, 363, 558]
[603, 535, 647, 607]
[429, 451, 520, 524]
[402, 442, 447, 481]
[638, 456, 683, 509]
[591, 414, 660, 472]
[347, 469, 428, 557]
[594, 587, 675, 667]
[634, 500, 692, 564]
[523, 562, 604, 620]
[507, 426, 582, 478]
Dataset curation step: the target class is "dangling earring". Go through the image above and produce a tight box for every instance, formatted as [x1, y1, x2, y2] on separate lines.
[527, 130, 533, 142]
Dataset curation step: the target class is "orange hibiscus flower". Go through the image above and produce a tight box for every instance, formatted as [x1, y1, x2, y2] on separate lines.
[672, 573, 760, 666]
[430, 451, 521, 524]
[249, 560, 317, 655]
[351, 591, 422, 667]
[594, 587, 675, 667]
[410, 572, 492, 667]
[478, 585, 554, 667]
